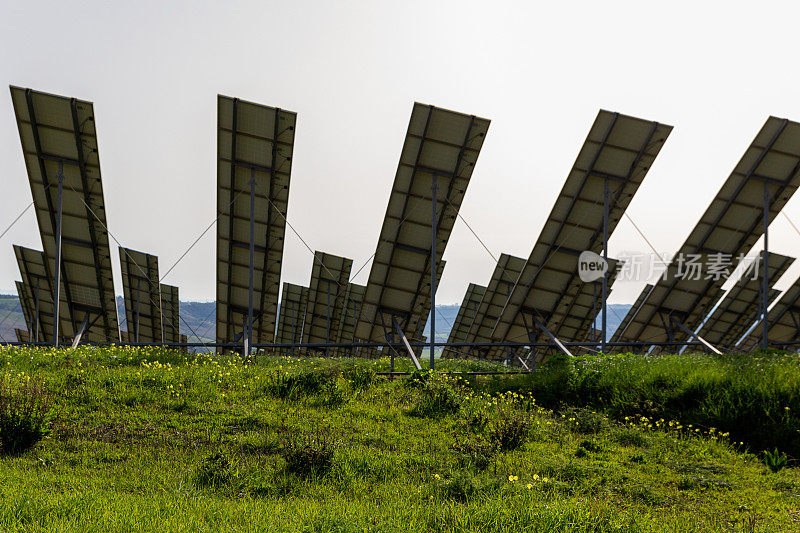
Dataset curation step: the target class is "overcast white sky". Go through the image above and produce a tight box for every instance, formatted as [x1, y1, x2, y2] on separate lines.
[3, 0, 800, 305]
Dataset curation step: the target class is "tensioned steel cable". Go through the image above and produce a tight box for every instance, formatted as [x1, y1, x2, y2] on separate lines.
[0, 200, 35, 243]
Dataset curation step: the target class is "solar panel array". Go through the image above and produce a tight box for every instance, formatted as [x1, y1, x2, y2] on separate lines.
[14, 245, 59, 344]
[491, 112, 672, 353]
[216, 95, 296, 346]
[333, 283, 366, 356]
[10, 86, 119, 343]
[695, 251, 793, 349]
[119, 248, 162, 343]
[15, 280, 34, 336]
[620, 117, 800, 349]
[301, 252, 353, 352]
[355, 103, 490, 344]
[275, 283, 308, 348]
[609, 284, 653, 344]
[160, 284, 181, 344]
[442, 283, 486, 358]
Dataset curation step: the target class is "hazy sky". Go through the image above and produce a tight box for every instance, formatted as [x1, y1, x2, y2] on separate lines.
[3, 0, 800, 308]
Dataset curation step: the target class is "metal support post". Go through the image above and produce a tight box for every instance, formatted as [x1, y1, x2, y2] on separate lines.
[71, 314, 89, 349]
[53, 162, 64, 347]
[246, 168, 256, 356]
[430, 173, 437, 370]
[601, 177, 609, 353]
[762, 181, 770, 350]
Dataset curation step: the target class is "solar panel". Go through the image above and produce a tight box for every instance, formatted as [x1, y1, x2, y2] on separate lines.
[216, 95, 296, 347]
[620, 117, 800, 348]
[441, 283, 487, 358]
[696, 252, 793, 348]
[301, 252, 353, 353]
[355, 103, 490, 344]
[10, 86, 120, 343]
[333, 283, 366, 356]
[14, 245, 60, 343]
[609, 283, 653, 344]
[159, 284, 181, 344]
[15, 329, 30, 343]
[491, 111, 672, 352]
[15, 281, 35, 337]
[463, 254, 526, 359]
[275, 282, 309, 350]
[119, 247, 162, 343]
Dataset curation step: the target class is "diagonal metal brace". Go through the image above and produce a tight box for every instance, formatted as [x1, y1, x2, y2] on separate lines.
[531, 315, 574, 358]
[70, 314, 91, 349]
[392, 317, 422, 370]
[670, 317, 722, 355]
[516, 356, 531, 371]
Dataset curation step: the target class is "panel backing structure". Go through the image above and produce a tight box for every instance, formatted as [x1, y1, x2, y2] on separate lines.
[216, 95, 296, 346]
[619, 117, 800, 349]
[15, 281, 35, 338]
[739, 273, 800, 351]
[159, 284, 181, 344]
[14, 245, 59, 344]
[15, 329, 30, 343]
[441, 283, 487, 358]
[463, 254, 526, 359]
[119, 247, 162, 343]
[355, 103, 490, 345]
[491, 111, 672, 354]
[696, 251, 793, 349]
[275, 283, 309, 350]
[10, 86, 119, 343]
[301, 252, 353, 353]
[333, 283, 366, 356]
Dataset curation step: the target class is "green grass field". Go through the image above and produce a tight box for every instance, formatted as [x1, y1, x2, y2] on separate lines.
[0, 347, 799, 531]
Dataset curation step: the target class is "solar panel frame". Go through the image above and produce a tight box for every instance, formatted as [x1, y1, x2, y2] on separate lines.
[15, 329, 30, 343]
[464, 254, 526, 359]
[622, 117, 800, 348]
[10, 86, 120, 343]
[275, 282, 309, 349]
[216, 95, 296, 346]
[301, 252, 353, 352]
[14, 245, 60, 343]
[15, 281, 35, 337]
[159, 283, 181, 344]
[442, 283, 487, 358]
[739, 271, 800, 351]
[491, 111, 672, 349]
[119, 247, 163, 343]
[333, 283, 366, 356]
[696, 252, 793, 348]
[355, 103, 490, 343]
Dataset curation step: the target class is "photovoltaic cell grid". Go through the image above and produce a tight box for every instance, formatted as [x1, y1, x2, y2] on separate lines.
[275, 283, 308, 348]
[739, 271, 800, 351]
[696, 251, 793, 348]
[14, 245, 59, 343]
[490, 111, 672, 352]
[463, 254, 526, 358]
[355, 103, 490, 344]
[160, 284, 181, 344]
[441, 283, 486, 358]
[119, 247, 162, 343]
[621, 117, 800, 349]
[10, 86, 119, 343]
[301, 252, 353, 351]
[216, 95, 296, 346]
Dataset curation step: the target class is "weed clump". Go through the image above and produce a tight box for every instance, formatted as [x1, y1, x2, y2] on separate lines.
[452, 434, 497, 470]
[343, 366, 376, 390]
[194, 452, 231, 488]
[763, 448, 788, 473]
[279, 425, 340, 476]
[409, 373, 463, 418]
[0, 379, 55, 456]
[268, 367, 339, 400]
[488, 410, 531, 451]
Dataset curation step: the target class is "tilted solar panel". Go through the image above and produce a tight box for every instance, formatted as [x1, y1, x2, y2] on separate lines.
[15, 281, 35, 337]
[302, 252, 353, 353]
[464, 254, 526, 359]
[696, 252, 793, 348]
[216, 95, 296, 347]
[275, 283, 309, 352]
[10, 86, 119, 343]
[14, 245, 60, 344]
[441, 283, 487, 358]
[333, 283, 366, 357]
[621, 117, 800, 348]
[491, 111, 672, 353]
[355, 103, 490, 344]
[159, 284, 181, 344]
[609, 284, 654, 344]
[119, 247, 162, 343]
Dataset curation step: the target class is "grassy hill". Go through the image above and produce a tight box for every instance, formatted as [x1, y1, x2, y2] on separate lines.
[0, 347, 798, 531]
